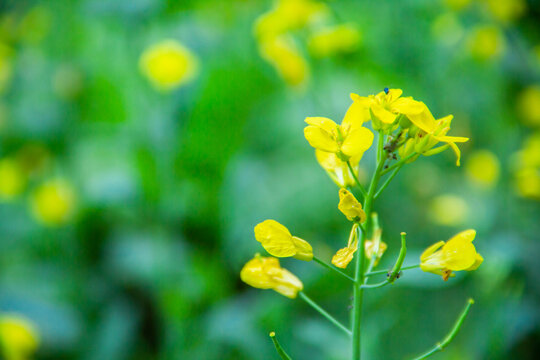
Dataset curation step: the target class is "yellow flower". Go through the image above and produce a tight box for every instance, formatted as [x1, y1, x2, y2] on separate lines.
[364, 228, 387, 266]
[31, 179, 75, 226]
[308, 24, 361, 57]
[0, 313, 39, 360]
[0, 158, 26, 200]
[485, 0, 526, 24]
[429, 194, 469, 226]
[420, 230, 483, 281]
[259, 35, 309, 86]
[332, 223, 358, 268]
[467, 25, 505, 61]
[338, 188, 366, 222]
[315, 150, 359, 188]
[304, 97, 374, 161]
[517, 85, 540, 127]
[406, 104, 469, 166]
[240, 254, 303, 298]
[465, 150, 500, 188]
[515, 167, 540, 199]
[254, 220, 313, 261]
[351, 88, 424, 130]
[139, 39, 198, 91]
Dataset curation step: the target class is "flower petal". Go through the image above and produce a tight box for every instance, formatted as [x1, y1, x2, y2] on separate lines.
[407, 104, 437, 133]
[442, 237, 477, 271]
[304, 126, 339, 152]
[370, 104, 397, 124]
[305, 116, 338, 134]
[341, 101, 369, 135]
[341, 127, 374, 157]
[254, 220, 296, 258]
[291, 236, 313, 261]
[391, 97, 425, 115]
[420, 241, 445, 262]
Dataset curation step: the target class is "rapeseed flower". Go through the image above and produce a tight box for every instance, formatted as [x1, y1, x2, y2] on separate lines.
[332, 223, 359, 269]
[338, 188, 366, 222]
[517, 85, 540, 127]
[139, 39, 198, 91]
[304, 99, 373, 161]
[429, 194, 469, 226]
[240, 254, 303, 298]
[31, 179, 75, 226]
[254, 219, 313, 261]
[351, 88, 424, 131]
[0, 313, 39, 360]
[259, 35, 309, 86]
[0, 158, 26, 200]
[404, 104, 469, 166]
[467, 25, 505, 61]
[465, 150, 500, 188]
[308, 24, 360, 57]
[485, 0, 526, 24]
[315, 150, 358, 188]
[420, 230, 483, 281]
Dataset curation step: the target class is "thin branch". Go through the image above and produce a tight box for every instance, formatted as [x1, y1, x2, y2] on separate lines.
[411, 299, 475, 360]
[269, 332, 293, 360]
[299, 292, 352, 337]
[313, 256, 355, 282]
[381, 152, 417, 176]
[374, 163, 403, 199]
[364, 264, 420, 277]
[347, 160, 367, 198]
[387, 232, 407, 283]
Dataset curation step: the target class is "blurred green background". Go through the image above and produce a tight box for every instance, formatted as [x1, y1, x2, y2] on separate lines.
[0, 0, 539, 359]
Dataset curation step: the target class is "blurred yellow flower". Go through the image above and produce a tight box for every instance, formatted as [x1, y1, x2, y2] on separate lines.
[465, 150, 500, 188]
[429, 194, 469, 226]
[139, 39, 198, 91]
[351, 88, 424, 130]
[0, 42, 13, 94]
[364, 228, 386, 266]
[0, 314, 39, 360]
[31, 179, 75, 226]
[420, 229, 483, 281]
[308, 24, 360, 57]
[467, 25, 505, 61]
[304, 98, 373, 161]
[515, 167, 540, 199]
[254, 219, 313, 261]
[254, 0, 328, 39]
[315, 149, 357, 188]
[259, 35, 309, 86]
[338, 188, 366, 222]
[444, 0, 472, 11]
[484, 0, 526, 23]
[517, 85, 540, 127]
[240, 254, 303, 298]
[0, 158, 26, 200]
[406, 104, 469, 166]
[332, 223, 358, 269]
[516, 133, 540, 168]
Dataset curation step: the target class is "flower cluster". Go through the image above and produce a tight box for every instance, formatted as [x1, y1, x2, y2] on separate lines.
[0, 313, 40, 360]
[254, 0, 360, 86]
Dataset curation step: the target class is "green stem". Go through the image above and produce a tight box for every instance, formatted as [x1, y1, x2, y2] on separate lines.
[374, 163, 403, 199]
[299, 292, 352, 337]
[364, 264, 420, 277]
[381, 152, 417, 176]
[411, 299, 475, 360]
[347, 160, 367, 198]
[387, 232, 407, 283]
[352, 132, 386, 360]
[313, 256, 355, 282]
[361, 280, 389, 289]
[269, 332, 293, 360]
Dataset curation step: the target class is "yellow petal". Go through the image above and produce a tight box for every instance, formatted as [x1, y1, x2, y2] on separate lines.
[449, 229, 476, 243]
[341, 101, 368, 135]
[420, 241, 445, 262]
[331, 245, 356, 269]
[272, 268, 303, 298]
[441, 237, 477, 271]
[305, 116, 338, 134]
[304, 126, 339, 153]
[338, 188, 366, 222]
[465, 253, 483, 271]
[370, 103, 397, 124]
[291, 236, 313, 261]
[315, 150, 339, 171]
[407, 104, 438, 133]
[240, 256, 276, 289]
[341, 127, 374, 158]
[387, 88, 403, 101]
[254, 220, 296, 258]
[391, 97, 425, 115]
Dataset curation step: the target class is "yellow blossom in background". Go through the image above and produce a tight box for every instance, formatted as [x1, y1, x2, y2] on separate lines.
[308, 24, 360, 57]
[139, 39, 198, 91]
[338, 188, 366, 222]
[254, 219, 313, 261]
[515, 168, 540, 199]
[517, 85, 540, 127]
[420, 229, 483, 281]
[259, 35, 309, 86]
[515, 133, 540, 168]
[484, 0, 526, 24]
[31, 179, 75, 226]
[0, 314, 39, 360]
[304, 98, 373, 161]
[429, 194, 469, 226]
[465, 150, 500, 188]
[18, 6, 52, 44]
[240, 254, 303, 298]
[405, 104, 469, 166]
[467, 25, 505, 61]
[513, 133, 540, 199]
[315, 150, 358, 188]
[254, 0, 328, 39]
[332, 223, 358, 269]
[351, 88, 424, 131]
[364, 228, 386, 266]
[0, 158, 26, 200]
